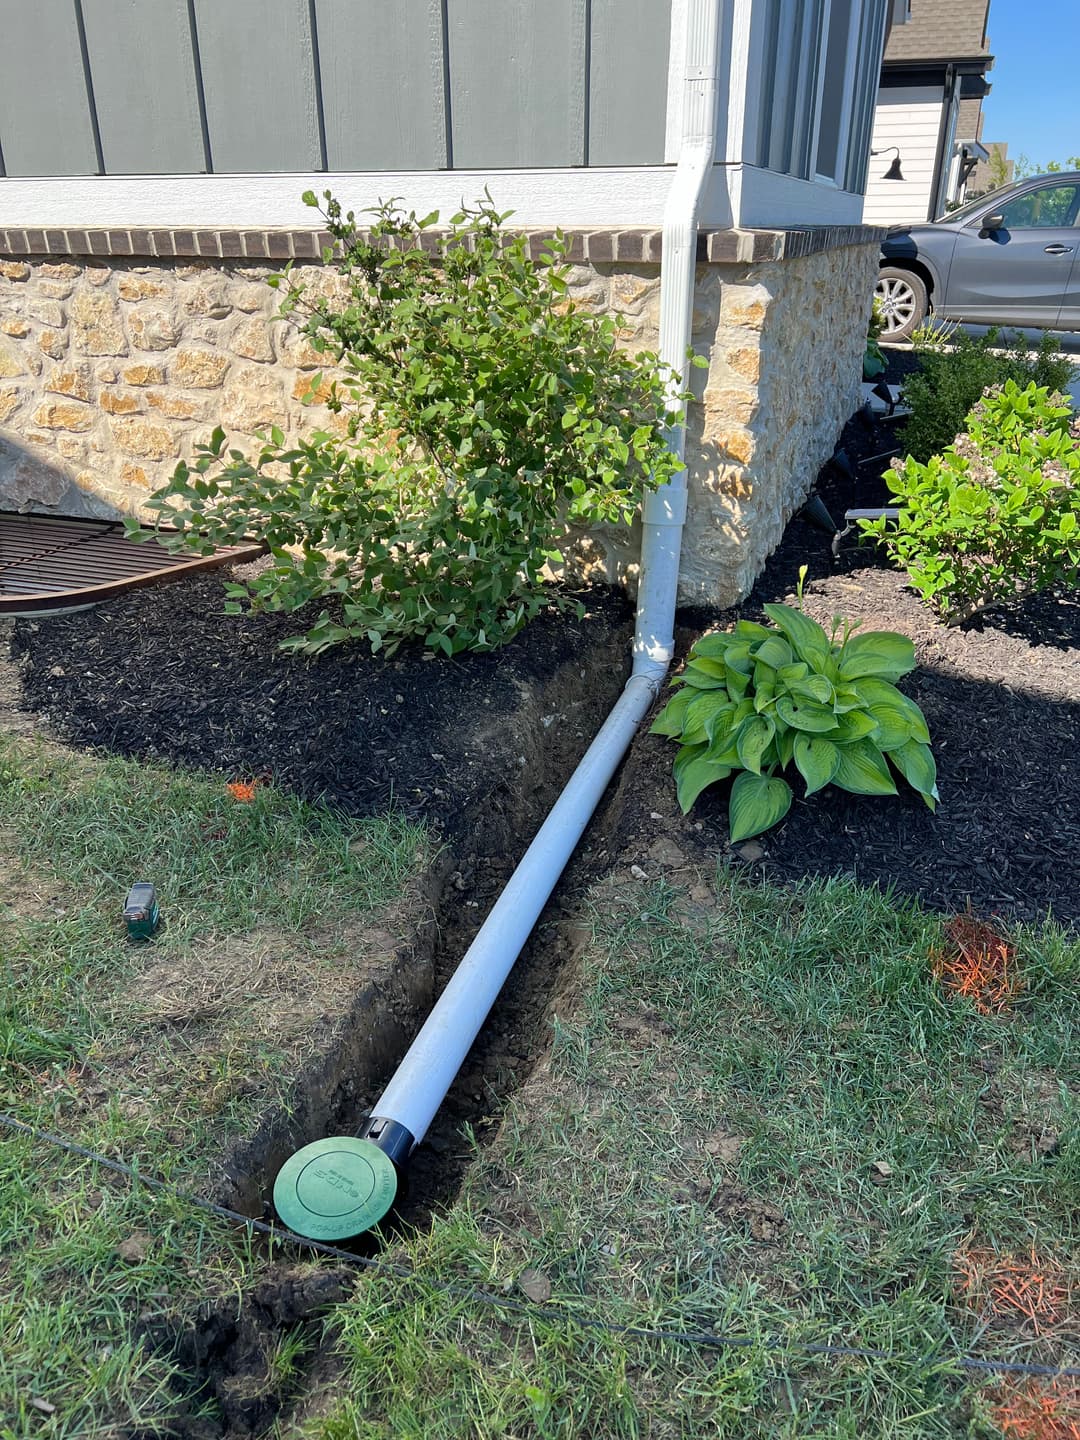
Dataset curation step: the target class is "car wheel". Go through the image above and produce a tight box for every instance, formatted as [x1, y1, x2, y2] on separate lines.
[875, 268, 928, 342]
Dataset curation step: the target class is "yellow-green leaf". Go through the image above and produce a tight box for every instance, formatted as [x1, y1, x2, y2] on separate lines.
[853, 677, 931, 744]
[838, 631, 916, 682]
[688, 631, 733, 660]
[833, 709, 880, 743]
[735, 714, 775, 776]
[733, 619, 771, 643]
[775, 695, 837, 732]
[681, 659, 728, 690]
[788, 674, 834, 706]
[649, 688, 692, 737]
[793, 734, 841, 795]
[752, 635, 793, 670]
[832, 738, 897, 796]
[728, 771, 792, 842]
[888, 738, 939, 809]
[862, 699, 911, 750]
[686, 689, 737, 742]
[762, 603, 831, 667]
[674, 743, 731, 813]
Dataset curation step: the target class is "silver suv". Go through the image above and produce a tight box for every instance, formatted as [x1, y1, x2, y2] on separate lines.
[876, 173, 1080, 341]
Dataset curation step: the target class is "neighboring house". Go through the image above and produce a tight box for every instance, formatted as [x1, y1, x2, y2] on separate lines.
[0, 0, 902, 609]
[967, 139, 1015, 198]
[863, 0, 993, 226]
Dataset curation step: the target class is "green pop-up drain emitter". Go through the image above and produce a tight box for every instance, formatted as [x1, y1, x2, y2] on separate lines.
[273, 1116, 414, 1240]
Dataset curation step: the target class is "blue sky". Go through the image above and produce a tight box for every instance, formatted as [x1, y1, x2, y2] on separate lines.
[979, 0, 1080, 167]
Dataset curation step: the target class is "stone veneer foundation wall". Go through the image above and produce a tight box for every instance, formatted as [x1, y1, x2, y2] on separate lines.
[0, 227, 879, 607]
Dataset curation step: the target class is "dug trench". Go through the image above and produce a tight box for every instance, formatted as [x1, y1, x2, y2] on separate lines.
[9, 573, 651, 1437]
[12, 398, 1080, 1429]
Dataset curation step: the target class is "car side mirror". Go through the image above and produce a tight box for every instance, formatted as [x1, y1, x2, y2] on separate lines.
[982, 212, 1005, 232]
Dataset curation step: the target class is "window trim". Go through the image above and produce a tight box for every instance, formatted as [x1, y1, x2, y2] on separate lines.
[756, 0, 876, 193]
[812, 0, 869, 187]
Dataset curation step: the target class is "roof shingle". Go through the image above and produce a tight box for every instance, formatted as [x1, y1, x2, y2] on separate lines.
[885, 0, 992, 63]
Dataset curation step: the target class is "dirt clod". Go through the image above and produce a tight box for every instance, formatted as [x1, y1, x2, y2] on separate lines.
[115, 1232, 152, 1263]
[704, 1133, 744, 1164]
[517, 1268, 552, 1303]
[646, 836, 688, 868]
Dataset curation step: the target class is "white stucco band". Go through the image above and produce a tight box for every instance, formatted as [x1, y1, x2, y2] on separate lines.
[0, 163, 869, 234]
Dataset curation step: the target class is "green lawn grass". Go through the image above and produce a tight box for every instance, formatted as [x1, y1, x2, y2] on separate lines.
[2, 730, 1076, 1438]
[311, 869, 1078, 1439]
[0, 735, 426, 1438]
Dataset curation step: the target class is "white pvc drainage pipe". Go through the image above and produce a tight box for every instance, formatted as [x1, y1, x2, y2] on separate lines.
[273, 0, 722, 1242]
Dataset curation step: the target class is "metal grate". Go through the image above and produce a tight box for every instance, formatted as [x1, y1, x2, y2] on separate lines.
[0, 511, 264, 615]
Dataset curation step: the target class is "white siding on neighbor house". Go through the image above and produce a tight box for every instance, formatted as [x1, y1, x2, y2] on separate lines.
[862, 84, 943, 226]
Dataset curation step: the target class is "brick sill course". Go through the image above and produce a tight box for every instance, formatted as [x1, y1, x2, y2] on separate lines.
[0, 224, 883, 266]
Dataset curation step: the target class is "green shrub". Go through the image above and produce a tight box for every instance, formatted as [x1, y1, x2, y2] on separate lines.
[136, 194, 687, 656]
[900, 327, 1075, 462]
[861, 380, 1080, 623]
[863, 296, 886, 380]
[650, 595, 937, 842]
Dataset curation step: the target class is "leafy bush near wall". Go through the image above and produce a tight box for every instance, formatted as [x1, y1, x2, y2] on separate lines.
[139, 194, 688, 656]
[863, 296, 886, 380]
[650, 588, 937, 842]
[899, 327, 1075, 463]
[862, 381, 1080, 624]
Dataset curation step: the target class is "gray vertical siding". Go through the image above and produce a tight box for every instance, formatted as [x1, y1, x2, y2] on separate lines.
[0, 0, 100, 176]
[81, 0, 206, 174]
[446, 0, 587, 169]
[0, 0, 672, 176]
[315, 0, 448, 170]
[588, 0, 671, 165]
[192, 0, 322, 172]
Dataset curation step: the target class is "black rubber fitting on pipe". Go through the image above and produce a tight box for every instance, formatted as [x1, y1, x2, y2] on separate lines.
[356, 1115, 415, 1172]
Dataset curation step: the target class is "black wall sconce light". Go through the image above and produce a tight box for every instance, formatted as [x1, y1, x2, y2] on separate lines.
[871, 146, 905, 180]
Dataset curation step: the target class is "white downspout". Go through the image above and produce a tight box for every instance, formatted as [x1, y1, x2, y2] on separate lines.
[272, 0, 723, 1240]
[635, 0, 721, 686]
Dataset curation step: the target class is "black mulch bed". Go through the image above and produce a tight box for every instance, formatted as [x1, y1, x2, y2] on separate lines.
[614, 388, 1080, 928]
[11, 369, 1080, 927]
[11, 576, 632, 841]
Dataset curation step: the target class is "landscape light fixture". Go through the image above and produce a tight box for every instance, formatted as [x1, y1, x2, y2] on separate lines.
[871, 146, 905, 181]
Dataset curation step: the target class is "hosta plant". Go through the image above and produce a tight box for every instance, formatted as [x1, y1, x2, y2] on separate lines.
[651, 601, 937, 842]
